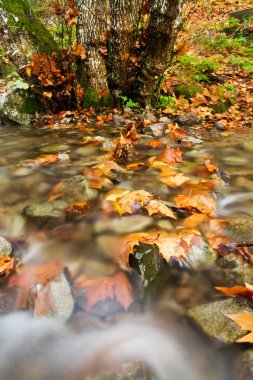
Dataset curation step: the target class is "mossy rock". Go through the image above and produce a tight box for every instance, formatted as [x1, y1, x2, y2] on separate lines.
[210, 101, 230, 114]
[82, 87, 114, 108]
[0, 87, 42, 124]
[175, 84, 204, 100]
[0, 47, 14, 79]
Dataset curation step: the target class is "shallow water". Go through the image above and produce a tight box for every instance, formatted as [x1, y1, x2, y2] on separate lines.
[0, 122, 253, 380]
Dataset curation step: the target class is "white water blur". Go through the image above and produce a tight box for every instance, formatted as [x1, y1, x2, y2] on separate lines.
[0, 312, 227, 380]
[218, 192, 253, 216]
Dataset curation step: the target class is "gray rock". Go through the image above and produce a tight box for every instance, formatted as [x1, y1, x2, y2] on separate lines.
[237, 349, 253, 380]
[0, 87, 39, 125]
[188, 297, 253, 344]
[144, 111, 157, 123]
[214, 122, 225, 131]
[30, 273, 74, 321]
[113, 114, 125, 125]
[229, 8, 253, 21]
[54, 175, 98, 203]
[158, 116, 173, 125]
[24, 200, 68, 219]
[176, 112, 200, 126]
[0, 237, 12, 257]
[143, 122, 168, 137]
[123, 107, 132, 114]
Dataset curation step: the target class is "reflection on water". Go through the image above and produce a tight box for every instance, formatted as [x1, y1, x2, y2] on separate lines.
[0, 123, 253, 379]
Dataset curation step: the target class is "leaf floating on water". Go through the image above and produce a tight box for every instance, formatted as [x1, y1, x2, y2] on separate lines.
[226, 313, 253, 343]
[159, 146, 183, 165]
[75, 272, 134, 311]
[216, 282, 253, 300]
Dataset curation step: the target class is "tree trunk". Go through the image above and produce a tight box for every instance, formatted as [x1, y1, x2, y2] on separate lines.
[77, 0, 184, 106]
[76, 0, 110, 106]
[0, 0, 57, 72]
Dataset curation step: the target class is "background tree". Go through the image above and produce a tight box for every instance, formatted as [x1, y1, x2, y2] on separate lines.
[0, 0, 185, 108]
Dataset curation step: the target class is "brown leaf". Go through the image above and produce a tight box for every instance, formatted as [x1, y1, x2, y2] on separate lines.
[75, 272, 133, 311]
[72, 44, 86, 60]
[159, 146, 183, 165]
[216, 283, 253, 300]
[174, 193, 216, 215]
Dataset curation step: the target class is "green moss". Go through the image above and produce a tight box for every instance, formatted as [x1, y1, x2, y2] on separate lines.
[175, 84, 204, 99]
[20, 93, 40, 114]
[0, 46, 14, 78]
[2, 0, 57, 54]
[82, 87, 113, 108]
[210, 101, 230, 114]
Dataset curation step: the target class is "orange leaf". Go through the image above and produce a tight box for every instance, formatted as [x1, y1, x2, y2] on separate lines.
[159, 146, 183, 165]
[205, 159, 218, 173]
[71, 44, 86, 60]
[0, 256, 17, 279]
[174, 193, 216, 215]
[146, 199, 176, 219]
[75, 272, 133, 311]
[216, 283, 253, 300]
[226, 313, 253, 343]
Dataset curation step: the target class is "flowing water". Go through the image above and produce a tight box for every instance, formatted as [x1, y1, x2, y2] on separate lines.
[0, 122, 253, 380]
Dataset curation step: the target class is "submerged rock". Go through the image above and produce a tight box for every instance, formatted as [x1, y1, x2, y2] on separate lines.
[0, 237, 12, 257]
[227, 216, 253, 241]
[30, 273, 74, 321]
[94, 215, 154, 234]
[24, 200, 68, 219]
[54, 175, 98, 203]
[92, 362, 153, 380]
[188, 297, 253, 344]
[0, 87, 40, 125]
[237, 349, 253, 380]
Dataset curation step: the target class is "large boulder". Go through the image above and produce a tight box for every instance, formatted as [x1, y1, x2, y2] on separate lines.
[0, 87, 39, 124]
[229, 8, 253, 21]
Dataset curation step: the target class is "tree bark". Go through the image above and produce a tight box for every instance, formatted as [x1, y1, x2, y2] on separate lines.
[0, 0, 57, 72]
[77, 0, 184, 106]
[76, 0, 110, 105]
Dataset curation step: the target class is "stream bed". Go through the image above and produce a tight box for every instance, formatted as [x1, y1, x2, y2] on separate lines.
[0, 120, 253, 380]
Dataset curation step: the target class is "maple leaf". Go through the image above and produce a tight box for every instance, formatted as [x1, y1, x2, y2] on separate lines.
[65, 1, 80, 26]
[226, 313, 253, 343]
[159, 146, 183, 165]
[216, 282, 253, 300]
[94, 161, 128, 176]
[146, 199, 176, 219]
[113, 134, 133, 162]
[75, 272, 133, 311]
[204, 159, 218, 173]
[174, 193, 216, 215]
[71, 44, 86, 60]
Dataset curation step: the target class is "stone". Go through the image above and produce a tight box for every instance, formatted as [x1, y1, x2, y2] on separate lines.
[143, 122, 168, 137]
[188, 297, 253, 344]
[158, 116, 173, 125]
[39, 144, 69, 153]
[94, 215, 154, 234]
[0, 87, 40, 125]
[214, 122, 225, 131]
[229, 8, 253, 21]
[92, 362, 152, 380]
[53, 175, 98, 203]
[175, 84, 204, 100]
[113, 114, 125, 125]
[24, 200, 68, 219]
[144, 111, 157, 123]
[175, 112, 200, 126]
[30, 273, 74, 321]
[237, 349, 253, 380]
[212, 254, 253, 285]
[123, 107, 132, 114]
[0, 237, 12, 257]
[187, 238, 217, 270]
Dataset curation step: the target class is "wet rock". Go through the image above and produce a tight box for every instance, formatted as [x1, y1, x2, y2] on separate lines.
[0, 237, 12, 257]
[0, 214, 26, 237]
[113, 114, 125, 125]
[39, 144, 69, 153]
[188, 297, 253, 344]
[158, 116, 173, 125]
[24, 200, 68, 219]
[94, 215, 154, 234]
[54, 175, 98, 203]
[0, 87, 40, 125]
[143, 123, 168, 137]
[129, 244, 166, 287]
[212, 254, 253, 285]
[144, 111, 157, 123]
[227, 216, 253, 240]
[187, 238, 217, 270]
[237, 349, 253, 380]
[92, 362, 153, 380]
[214, 122, 225, 131]
[30, 273, 74, 321]
[175, 112, 200, 126]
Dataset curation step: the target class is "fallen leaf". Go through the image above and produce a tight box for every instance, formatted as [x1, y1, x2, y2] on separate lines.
[216, 282, 253, 300]
[205, 159, 218, 173]
[75, 272, 133, 311]
[159, 146, 183, 165]
[0, 256, 17, 279]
